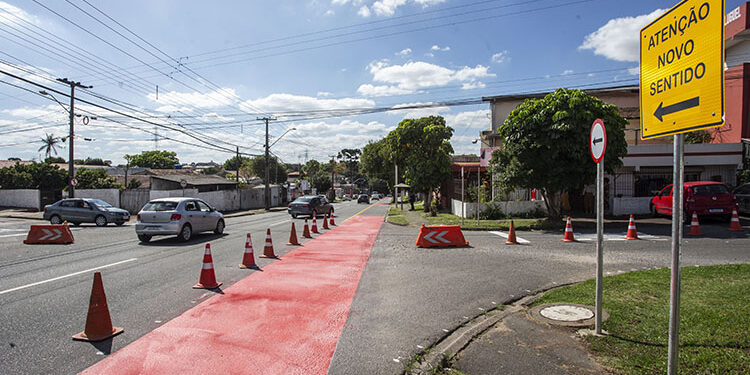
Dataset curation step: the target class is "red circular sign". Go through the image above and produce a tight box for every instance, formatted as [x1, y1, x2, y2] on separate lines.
[590, 119, 606, 164]
[70, 178, 78, 187]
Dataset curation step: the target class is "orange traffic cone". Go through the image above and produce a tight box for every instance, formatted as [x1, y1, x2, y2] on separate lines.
[194, 243, 222, 289]
[288, 222, 300, 245]
[625, 215, 640, 240]
[311, 217, 320, 234]
[562, 216, 576, 242]
[239, 233, 258, 269]
[688, 212, 703, 236]
[729, 208, 743, 232]
[302, 219, 312, 238]
[329, 214, 336, 226]
[260, 228, 277, 258]
[322, 214, 330, 230]
[72, 272, 124, 342]
[506, 220, 518, 245]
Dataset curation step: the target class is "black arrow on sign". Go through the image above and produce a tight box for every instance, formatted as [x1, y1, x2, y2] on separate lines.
[592, 137, 603, 145]
[653, 97, 700, 122]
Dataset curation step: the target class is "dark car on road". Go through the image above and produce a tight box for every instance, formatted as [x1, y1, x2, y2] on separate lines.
[43, 198, 130, 226]
[357, 194, 370, 204]
[650, 181, 737, 222]
[733, 183, 750, 214]
[287, 195, 333, 218]
[135, 197, 224, 243]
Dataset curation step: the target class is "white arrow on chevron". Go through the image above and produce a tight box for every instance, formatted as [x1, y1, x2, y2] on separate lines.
[424, 230, 451, 244]
[38, 228, 62, 241]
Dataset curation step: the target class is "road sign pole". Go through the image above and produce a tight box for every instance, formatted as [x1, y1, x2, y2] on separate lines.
[595, 159, 604, 334]
[667, 133, 684, 375]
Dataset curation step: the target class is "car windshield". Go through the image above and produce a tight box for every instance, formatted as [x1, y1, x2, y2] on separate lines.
[293, 197, 313, 203]
[88, 199, 112, 208]
[142, 201, 178, 211]
[692, 185, 729, 195]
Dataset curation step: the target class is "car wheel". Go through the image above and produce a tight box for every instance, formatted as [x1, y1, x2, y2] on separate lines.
[649, 204, 658, 217]
[214, 219, 225, 234]
[291, 213, 298, 219]
[115, 222, 125, 226]
[179, 224, 192, 242]
[72, 222, 81, 227]
[50, 215, 62, 225]
[95, 215, 107, 227]
[138, 234, 151, 243]
[311, 210, 317, 219]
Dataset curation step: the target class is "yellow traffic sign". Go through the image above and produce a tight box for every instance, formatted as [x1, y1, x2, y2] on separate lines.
[639, 0, 724, 139]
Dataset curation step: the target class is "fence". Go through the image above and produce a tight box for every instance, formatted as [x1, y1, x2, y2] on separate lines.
[0, 189, 41, 210]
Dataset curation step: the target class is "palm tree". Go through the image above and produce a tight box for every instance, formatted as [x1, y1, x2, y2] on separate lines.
[38, 133, 63, 159]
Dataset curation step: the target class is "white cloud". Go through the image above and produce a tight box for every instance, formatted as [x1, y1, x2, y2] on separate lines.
[579, 9, 665, 62]
[357, 84, 414, 97]
[396, 48, 412, 56]
[325, 9, 335, 16]
[491, 50, 509, 64]
[628, 66, 639, 76]
[147, 88, 237, 109]
[415, 0, 446, 7]
[317, 91, 333, 97]
[240, 93, 375, 113]
[388, 102, 451, 119]
[461, 82, 486, 90]
[372, 0, 407, 16]
[562, 69, 574, 75]
[431, 45, 450, 51]
[358, 5, 371, 17]
[358, 60, 494, 96]
[155, 105, 193, 113]
[0, 2, 40, 25]
[424, 52, 434, 58]
[331, 0, 350, 5]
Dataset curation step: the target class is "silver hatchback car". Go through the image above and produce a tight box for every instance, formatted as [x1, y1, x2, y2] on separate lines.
[135, 197, 224, 243]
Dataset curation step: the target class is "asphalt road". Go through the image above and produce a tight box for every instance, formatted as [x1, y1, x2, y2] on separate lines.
[0, 200, 379, 375]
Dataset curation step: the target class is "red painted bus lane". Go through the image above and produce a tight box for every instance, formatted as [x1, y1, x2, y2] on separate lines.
[80, 215, 383, 375]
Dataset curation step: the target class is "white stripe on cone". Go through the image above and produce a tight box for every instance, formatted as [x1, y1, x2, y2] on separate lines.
[202, 263, 213, 269]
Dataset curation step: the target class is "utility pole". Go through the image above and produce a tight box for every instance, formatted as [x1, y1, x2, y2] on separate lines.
[329, 155, 336, 199]
[258, 117, 275, 210]
[58, 78, 91, 198]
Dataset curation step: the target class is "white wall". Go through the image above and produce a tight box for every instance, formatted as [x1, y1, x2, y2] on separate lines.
[149, 189, 199, 200]
[0, 189, 40, 210]
[612, 197, 652, 216]
[451, 199, 548, 218]
[75, 189, 120, 207]
[197, 190, 239, 212]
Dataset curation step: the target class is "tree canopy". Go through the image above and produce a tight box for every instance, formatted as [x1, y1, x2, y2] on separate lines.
[0, 162, 67, 190]
[124, 151, 179, 169]
[223, 155, 251, 171]
[360, 139, 392, 189]
[490, 88, 628, 218]
[74, 168, 122, 189]
[242, 156, 288, 184]
[384, 116, 454, 211]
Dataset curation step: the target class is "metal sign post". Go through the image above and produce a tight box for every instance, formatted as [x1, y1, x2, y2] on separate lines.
[590, 118, 606, 335]
[639, 2, 724, 373]
[668, 134, 684, 374]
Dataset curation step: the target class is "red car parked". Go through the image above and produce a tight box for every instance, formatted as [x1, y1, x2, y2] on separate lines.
[650, 181, 737, 222]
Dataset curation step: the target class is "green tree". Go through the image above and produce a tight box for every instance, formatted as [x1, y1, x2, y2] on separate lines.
[223, 155, 251, 171]
[38, 133, 63, 159]
[384, 116, 454, 213]
[243, 156, 288, 184]
[124, 151, 179, 169]
[302, 160, 322, 177]
[74, 168, 122, 189]
[337, 148, 361, 181]
[360, 139, 394, 190]
[490, 88, 628, 218]
[0, 163, 67, 189]
[311, 171, 331, 192]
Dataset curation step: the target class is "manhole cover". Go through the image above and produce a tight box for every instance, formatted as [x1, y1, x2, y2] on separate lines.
[539, 305, 594, 321]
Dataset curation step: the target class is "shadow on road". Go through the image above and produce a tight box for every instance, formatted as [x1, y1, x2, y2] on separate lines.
[137, 233, 229, 247]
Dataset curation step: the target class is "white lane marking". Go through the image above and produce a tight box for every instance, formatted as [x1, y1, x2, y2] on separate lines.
[0, 233, 28, 238]
[489, 231, 530, 244]
[270, 220, 291, 227]
[0, 258, 137, 296]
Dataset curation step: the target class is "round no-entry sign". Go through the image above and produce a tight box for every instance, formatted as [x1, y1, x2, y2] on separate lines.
[590, 119, 606, 164]
[70, 178, 78, 187]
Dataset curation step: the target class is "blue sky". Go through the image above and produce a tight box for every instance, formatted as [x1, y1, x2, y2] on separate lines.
[0, 0, 745, 166]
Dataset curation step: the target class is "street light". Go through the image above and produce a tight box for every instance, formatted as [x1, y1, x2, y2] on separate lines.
[269, 127, 296, 148]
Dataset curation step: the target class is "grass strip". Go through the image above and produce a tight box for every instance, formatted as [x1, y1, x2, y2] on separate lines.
[533, 264, 750, 374]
